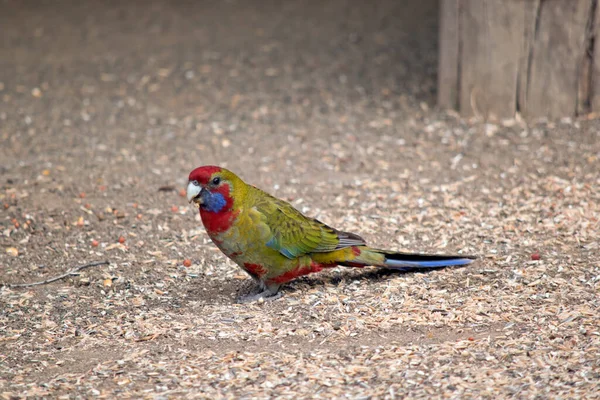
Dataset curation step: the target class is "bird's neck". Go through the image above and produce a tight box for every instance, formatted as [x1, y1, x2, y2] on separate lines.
[200, 207, 239, 235]
[199, 182, 242, 234]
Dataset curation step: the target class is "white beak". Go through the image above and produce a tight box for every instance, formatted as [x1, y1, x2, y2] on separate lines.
[186, 181, 202, 203]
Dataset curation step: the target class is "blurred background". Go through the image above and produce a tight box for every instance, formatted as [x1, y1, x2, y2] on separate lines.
[1, 1, 599, 398]
[1, 0, 440, 183]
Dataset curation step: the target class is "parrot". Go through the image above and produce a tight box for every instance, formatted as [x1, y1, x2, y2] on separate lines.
[186, 165, 476, 302]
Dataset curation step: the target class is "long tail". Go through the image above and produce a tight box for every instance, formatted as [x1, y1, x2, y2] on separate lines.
[381, 250, 476, 269]
[336, 247, 476, 270]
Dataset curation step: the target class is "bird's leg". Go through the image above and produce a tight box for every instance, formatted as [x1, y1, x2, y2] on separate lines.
[236, 289, 282, 303]
[236, 282, 282, 303]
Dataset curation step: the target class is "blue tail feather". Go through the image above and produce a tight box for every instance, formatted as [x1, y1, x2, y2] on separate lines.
[384, 257, 474, 269]
[380, 250, 476, 270]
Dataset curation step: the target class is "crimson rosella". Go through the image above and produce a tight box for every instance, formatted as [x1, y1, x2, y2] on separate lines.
[187, 166, 475, 302]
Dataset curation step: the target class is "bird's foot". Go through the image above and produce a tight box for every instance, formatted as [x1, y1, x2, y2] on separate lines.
[236, 289, 283, 304]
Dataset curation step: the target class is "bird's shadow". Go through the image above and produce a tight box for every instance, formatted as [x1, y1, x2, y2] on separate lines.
[283, 266, 453, 295]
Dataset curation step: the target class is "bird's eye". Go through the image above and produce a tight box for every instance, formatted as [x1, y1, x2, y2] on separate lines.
[191, 180, 199, 186]
[212, 177, 221, 185]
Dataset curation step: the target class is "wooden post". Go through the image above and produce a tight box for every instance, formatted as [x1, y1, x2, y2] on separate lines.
[438, 0, 598, 119]
[590, 0, 600, 111]
[438, 0, 460, 110]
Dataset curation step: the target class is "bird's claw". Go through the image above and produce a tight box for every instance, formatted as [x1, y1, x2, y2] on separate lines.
[236, 289, 283, 304]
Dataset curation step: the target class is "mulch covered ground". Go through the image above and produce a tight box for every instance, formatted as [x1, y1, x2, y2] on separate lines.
[1, 0, 599, 398]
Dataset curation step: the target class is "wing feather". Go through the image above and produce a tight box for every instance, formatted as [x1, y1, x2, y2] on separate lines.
[250, 191, 366, 259]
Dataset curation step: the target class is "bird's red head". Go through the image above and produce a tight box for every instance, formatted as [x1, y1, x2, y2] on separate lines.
[187, 166, 244, 233]
[188, 165, 223, 187]
[186, 165, 245, 229]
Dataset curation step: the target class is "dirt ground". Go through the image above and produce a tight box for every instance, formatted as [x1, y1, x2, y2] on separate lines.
[1, 0, 599, 398]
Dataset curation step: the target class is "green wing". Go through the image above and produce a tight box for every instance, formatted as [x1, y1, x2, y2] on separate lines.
[251, 191, 365, 259]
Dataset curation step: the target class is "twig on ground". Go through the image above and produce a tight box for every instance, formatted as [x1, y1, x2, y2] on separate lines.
[3, 260, 110, 288]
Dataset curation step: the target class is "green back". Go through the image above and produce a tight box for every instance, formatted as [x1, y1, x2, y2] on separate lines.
[248, 187, 365, 259]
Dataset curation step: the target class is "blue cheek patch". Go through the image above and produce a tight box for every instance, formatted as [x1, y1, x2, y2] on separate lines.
[203, 192, 227, 213]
